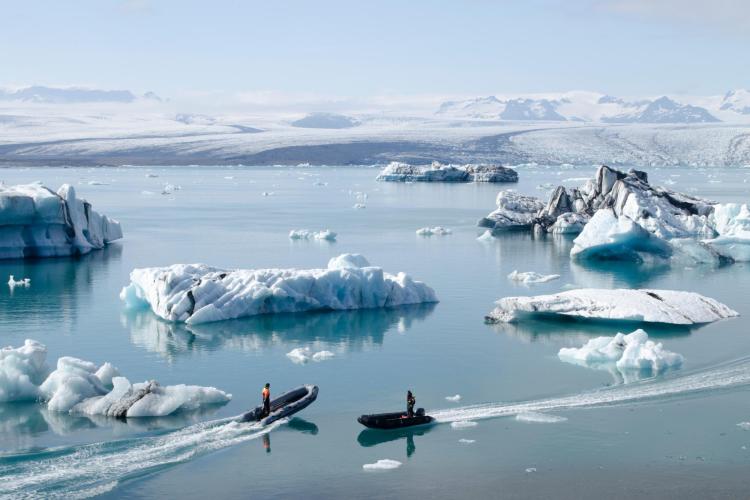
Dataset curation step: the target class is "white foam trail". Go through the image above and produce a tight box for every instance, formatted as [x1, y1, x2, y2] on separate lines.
[0, 416, 285, 499]
[432, 357, 750, 423]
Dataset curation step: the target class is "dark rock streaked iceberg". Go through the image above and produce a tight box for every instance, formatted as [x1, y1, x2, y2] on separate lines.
[121, 254, 438, 324]
[486, 289, 738, 325]
[377, 162, 518, 183]
[0, 183, 122, 259]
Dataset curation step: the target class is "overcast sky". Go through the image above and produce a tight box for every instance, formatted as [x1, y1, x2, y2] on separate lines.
[1, 0, 748, 99]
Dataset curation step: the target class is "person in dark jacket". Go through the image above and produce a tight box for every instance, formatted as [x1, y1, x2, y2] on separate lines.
[406, 390, 416, 418]
[262, 383, 271, 417]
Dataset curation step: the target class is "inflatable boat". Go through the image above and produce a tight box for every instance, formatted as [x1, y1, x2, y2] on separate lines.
[240, 385, 318, 426]
[357, 408, 434, 430]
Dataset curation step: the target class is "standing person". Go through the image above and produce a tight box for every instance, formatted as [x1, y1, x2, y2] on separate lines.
[262, 383, 271, 417]
[406, 390, 416, 418]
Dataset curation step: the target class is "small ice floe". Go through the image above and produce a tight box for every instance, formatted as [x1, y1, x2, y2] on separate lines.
[145, 173, 159, 178]
[476, 230, 494, 241]
[87, 180, 108, 186]
[737, 422, 750, 430]
[558, 329, 683, 383]
[445, 394, 462, 402]
[362, 459, 402, 471]
[141, 190, 155, 196]
[161, 183, 181, 195]
[525, 467, 537, 473]
[262, 191, 274, 197]
[507, 270, 560, 285]
[416, 226, 452, 236]
[451, 420, 478, 429]
[286, 347, 335, 364]
[0, 339, 231, 416]
[8, 275, 31, 288]
[313, 181, 328, 187]
[515, 412, 568, 424]
[288, 229, 337, 242]
[458, 439, 475, 444]
[353, 203, 366, 209]
[486, 288, 738, 325]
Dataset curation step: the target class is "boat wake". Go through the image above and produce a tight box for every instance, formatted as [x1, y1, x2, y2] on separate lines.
[432, 356, 750, 423]
[0, 416, 285, 499]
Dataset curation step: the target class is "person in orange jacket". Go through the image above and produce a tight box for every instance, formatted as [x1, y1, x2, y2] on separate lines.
[262, 383, 271, 417]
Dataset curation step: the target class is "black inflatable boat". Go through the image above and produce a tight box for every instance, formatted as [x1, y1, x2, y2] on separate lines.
[358, 408, 434, 430]
[240, 385, 318, 426]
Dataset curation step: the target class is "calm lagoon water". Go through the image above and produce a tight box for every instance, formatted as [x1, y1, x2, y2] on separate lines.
[1, 165, 750, 498]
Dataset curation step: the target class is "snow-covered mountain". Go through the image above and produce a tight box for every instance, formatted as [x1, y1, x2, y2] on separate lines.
[437, 93, 724, 123]
[720, 89, 750, 115]
[0, 85, 160, 104]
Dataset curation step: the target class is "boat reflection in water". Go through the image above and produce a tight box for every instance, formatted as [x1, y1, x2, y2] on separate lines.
[357, 425, 435, 458]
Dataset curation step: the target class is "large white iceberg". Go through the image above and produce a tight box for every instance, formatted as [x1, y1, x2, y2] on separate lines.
[485, 288, 738, 325]
[0, 339, 231, 416]
[0, 183, 122, 259]
[121, 253, 438, 324]
[478, 165, 750, 263]
[558, 329, 683, 383]
[377, 161, 517, 183]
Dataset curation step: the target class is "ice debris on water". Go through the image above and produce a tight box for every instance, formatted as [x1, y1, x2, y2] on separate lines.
[0, 339, 231, 416]
[451, 420, 478, 429]
[486, 288, 737, 326]
[737, 422, 750, 430]
[0, 183, 122, 259]
[525, 468, 537, 473]
[416, 226, 452, 236]
[363, 459, 402, 471]
[7, 275, 30, 288]
[507, 270, 560, 284]
[445, 394, 462, 402]
[286, 347, 335, 364]
[458, 439, 475, 444]
[558, 329, 683, 381]
[161, 183, 180, 195]
[288, 229, 337, 241]
[515, 412, 568, 423]
[121, 253, 438, 324]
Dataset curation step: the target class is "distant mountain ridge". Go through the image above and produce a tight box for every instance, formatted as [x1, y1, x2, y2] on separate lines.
[437, 91, 750, 124]
[0, 85, 160, 103]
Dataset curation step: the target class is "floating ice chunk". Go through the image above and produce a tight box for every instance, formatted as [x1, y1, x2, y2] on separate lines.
[558, 329, 683, 381]
[363, 459, 402, 471]
[262, 191, 274, 197]
[507, 270, 560, 284]
[0, 183, 122, 259]
[515, 412, 568, 423]
[416, 226, 452, 236]
[289, 229, 337, 241]
[476, 229, 494, 241]
[458, 438, 475, 444]
[486, 288, 738, 325]
[7, 275, 31, 288]
[286, 347, 335, 364]
[571, 209, 672, 261]
[87, 180, 108, 186]
[353, 203, 366, 209]
[377, 162, 517, 183]
[737, 422, 750, 430]
[145, 173, 159, 178]
[549, 212, 588, 235]
[445, 394, 462, 402]
[122, 254, 437, 324]
[451, 420, 478, 429]
[477, 191, 544, 231]
[0, 339, 49, 402]
[313, 181, 328, 187]
[161, 183, 180, 195]
[525, 468, 537, 473]
[0, 340, 230, 417]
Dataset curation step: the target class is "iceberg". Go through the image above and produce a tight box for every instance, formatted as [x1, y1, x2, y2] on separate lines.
[416, 226, 452, 236]
[0, 183, 122, 259]
[285, 347, 335, 364]
[485, 288, 738, 325]
[558, 329, 683, 382]
[478, 165, 750, 263]
[288, 229, 337, 241]
[362, 459, 402, 471]
[377, 161, 517, 183]
[507, 270, 560, 284]
[121, 253, 438, 324]
[477, 191, 546, 231]
[0, 340, 231, 416]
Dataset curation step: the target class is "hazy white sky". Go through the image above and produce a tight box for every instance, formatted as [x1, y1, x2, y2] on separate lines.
[1, 0, 747, 99]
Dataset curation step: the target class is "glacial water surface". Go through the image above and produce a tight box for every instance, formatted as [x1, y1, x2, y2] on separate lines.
[1, 164, 750, 499]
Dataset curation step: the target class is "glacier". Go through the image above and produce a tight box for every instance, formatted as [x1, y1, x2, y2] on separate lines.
[479, 165, 750, 263]
[558, 329, 683, 382]
[0, 182, 122, 259]
[485, 288, 738, 325]
[376, 162, 518, 183]
[120, 253, 438, 324]
[0, 339, 231, 416]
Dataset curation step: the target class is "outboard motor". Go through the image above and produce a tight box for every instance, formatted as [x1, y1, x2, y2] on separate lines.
[416, 408, 425, 417]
